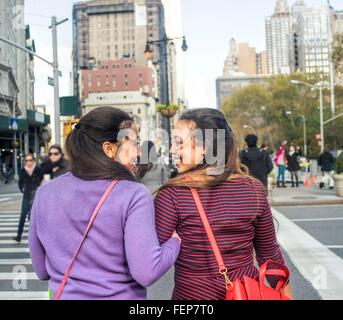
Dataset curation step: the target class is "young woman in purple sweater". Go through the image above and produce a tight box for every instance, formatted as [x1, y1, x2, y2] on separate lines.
[28, 107, 181, 300]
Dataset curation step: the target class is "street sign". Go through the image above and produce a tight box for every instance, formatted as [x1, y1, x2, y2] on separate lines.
[8, 117, 18, 131]
[48, 77, 54, 86]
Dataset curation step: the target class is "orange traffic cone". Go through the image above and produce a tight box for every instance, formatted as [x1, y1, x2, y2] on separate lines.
[311, 176, 316, 185]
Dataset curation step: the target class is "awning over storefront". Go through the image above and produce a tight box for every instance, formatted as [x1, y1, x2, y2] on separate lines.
[27, 110, 50, 127]
[0, 115, 28, 132]
[0, 111, 50, 133]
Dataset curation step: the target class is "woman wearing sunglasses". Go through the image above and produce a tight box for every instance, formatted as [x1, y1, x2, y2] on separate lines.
[13, 154, 44, 243]
[40, 144, 70, 180]
[29, 107, 181, 300]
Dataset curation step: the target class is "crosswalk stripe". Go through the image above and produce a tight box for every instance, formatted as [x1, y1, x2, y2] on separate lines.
[0, 240, 28, 244]
[0, 248, 29, 253]
[0, 223, 28, 227]
[0, 292, 49, 300]
[0, 215, 21, 218]
[0, 233, 27, 238]
[0, 259, 32, 265]
[0, 272, 38, 280]
[0, 228, 24, 231]
[0, 198, 10, 202]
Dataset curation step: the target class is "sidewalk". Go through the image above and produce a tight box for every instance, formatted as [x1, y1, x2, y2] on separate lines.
[269, 184, 343, 207]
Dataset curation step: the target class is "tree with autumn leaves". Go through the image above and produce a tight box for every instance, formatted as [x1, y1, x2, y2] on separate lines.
[222, 73, 343, 157]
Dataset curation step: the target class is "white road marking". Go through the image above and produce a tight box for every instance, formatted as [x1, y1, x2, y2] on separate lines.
[0, 240, 28, 244]
[273, 208, 343, 300]
[0, 228, 26, 231]
[0, 292, 49, 300]
[0, 233, 27, 238]
[0, 272, 38, 280]
[0, 248, 29, 253]
[0, 215, 21, 218]
[327, 246, 343, 249]
[291, 217, 343, 222]
[0, 193, 22, 197]
[0, 198, 10, 203]
[0, 259, 32, 265]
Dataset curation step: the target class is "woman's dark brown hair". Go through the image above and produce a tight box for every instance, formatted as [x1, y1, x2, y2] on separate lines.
[161, 108, 251, 190]
[65, 106, 136, 181]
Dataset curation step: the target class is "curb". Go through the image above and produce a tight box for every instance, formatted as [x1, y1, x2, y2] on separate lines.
[270, 199, 343, 207]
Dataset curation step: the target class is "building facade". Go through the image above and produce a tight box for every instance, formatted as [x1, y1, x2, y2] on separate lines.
[0, 0, 49, 180]
[72, 0, 165, 99]
[265, 0, 292, 74]
[82, 90, 158, 143]
[293, 4, 332, 75]
[216, 75, 270, 110]
[222, 38, 267, 77]
[79, 58, 155, 101]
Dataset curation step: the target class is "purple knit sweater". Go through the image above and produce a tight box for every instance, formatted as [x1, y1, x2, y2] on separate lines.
[28, 172, 180, 300]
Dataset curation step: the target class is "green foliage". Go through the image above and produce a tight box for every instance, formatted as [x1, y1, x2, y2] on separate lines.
[222, 73, 343, 156]
[336, 152, 343, 175]
[333, 34, 343, 76]
[155, 103, 180, 113]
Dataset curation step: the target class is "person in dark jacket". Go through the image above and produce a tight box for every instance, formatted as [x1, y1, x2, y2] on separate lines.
[240, 134, 274, 188]
[318, 145, 336, 189]
[286, 145, 301, 188]
[13, 154, 44, 243]
[40, 145, 70, 180]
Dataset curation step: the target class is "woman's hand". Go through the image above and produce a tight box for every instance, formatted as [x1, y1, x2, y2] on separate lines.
[172, 230, 181, 242]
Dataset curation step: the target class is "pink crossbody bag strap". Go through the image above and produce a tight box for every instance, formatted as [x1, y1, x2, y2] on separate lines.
[53, 180, 118, 300]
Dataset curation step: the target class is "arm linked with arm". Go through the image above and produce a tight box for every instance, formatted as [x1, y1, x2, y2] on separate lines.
[124, 186, 180, 288]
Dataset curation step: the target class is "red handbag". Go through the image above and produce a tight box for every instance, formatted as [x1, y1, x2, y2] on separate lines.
[189, 188, 291, 300]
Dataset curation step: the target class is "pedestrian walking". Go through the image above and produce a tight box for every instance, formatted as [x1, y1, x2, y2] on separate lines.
[13, 154, 44, 243]
[40, 145, 70, 180]
[29, 107, 180, 300]
[239, 134, 274, 188]
[274, 141, 288, 188]
[286, 146, 301, 188]
[154, 108, 291, 300]
[318, 145, 336, 190]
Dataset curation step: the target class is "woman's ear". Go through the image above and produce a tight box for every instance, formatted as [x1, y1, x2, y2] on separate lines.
[102, 142, 118, 159]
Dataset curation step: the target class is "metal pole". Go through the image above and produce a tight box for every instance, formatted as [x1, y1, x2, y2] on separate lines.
[51, 17, 61, 145]
[319, 86, 324, 153]
[302, 115, 307, 157]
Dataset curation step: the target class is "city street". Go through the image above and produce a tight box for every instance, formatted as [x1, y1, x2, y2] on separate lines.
[1, 181, 342, 300]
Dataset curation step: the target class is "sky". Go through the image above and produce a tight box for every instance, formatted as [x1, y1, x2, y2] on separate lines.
[24, 0, 343, 114]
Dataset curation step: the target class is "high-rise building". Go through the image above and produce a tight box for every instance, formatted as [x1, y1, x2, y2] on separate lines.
[72, 0, 165, 98]
[256, 51, 268, 75]
[222, 38, 267, 76]
[265, 0, 292, 74]
[334, 10, 343, 34]
[293, 4, 332, 75]
[0, 0, 19, 117]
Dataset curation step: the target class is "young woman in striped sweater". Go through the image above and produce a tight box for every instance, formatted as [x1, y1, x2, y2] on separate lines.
[154, 108, 292, 300]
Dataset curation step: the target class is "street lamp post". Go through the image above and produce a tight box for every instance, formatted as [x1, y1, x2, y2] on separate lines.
[144, 36, 188, 166]
[291, 80, 327, 153]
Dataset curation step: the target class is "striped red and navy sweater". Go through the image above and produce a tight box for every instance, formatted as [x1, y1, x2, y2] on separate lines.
[154, 176, 285, 300]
